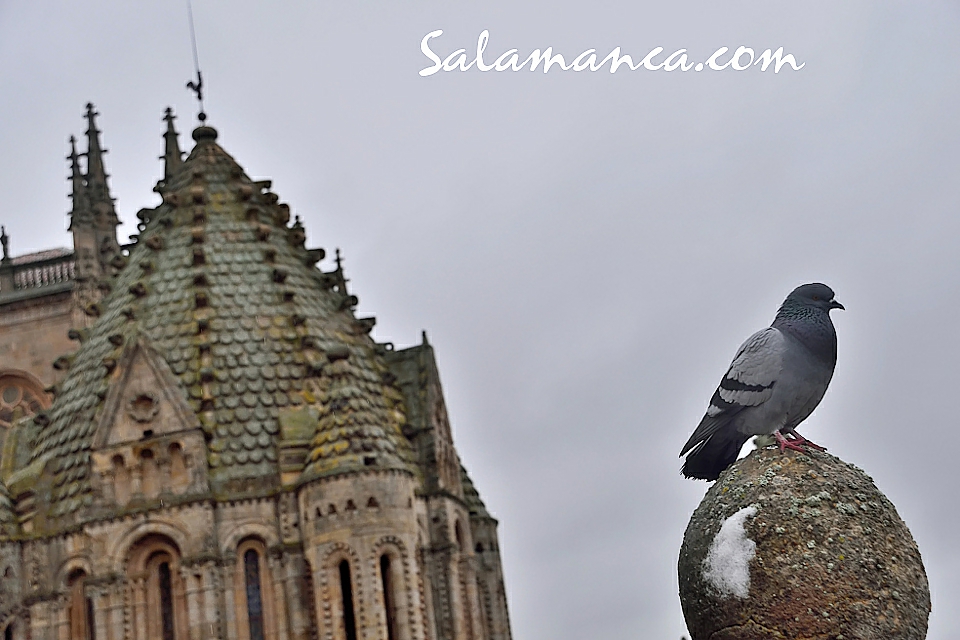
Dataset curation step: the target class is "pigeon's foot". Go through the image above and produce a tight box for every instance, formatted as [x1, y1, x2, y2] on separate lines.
[774, 430, 808, 453]
[783, 428, 827, 452]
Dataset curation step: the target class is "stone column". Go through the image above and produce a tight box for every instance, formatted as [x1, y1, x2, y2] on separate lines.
[417, 548, 437, 640]
[201, 562, 221, 640]
[0, 262, 14, 295]
[461, 558, 484, 640]
[132, 578, 148, 640]
[285, 554, 310, 640]
[29, 601, 53, 640]
[56, 597, 71, 640]
[89, 586, 110, 640]
[130, 465, 143, 499]
[182, 565, 203, 640]
[108, 583, 126, 640]
[222, 555, 239, 640]
[269, 553, 291, 640]
[101, 470, 116, 504]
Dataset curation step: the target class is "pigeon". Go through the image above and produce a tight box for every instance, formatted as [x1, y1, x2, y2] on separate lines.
[680, 283, 844, 481]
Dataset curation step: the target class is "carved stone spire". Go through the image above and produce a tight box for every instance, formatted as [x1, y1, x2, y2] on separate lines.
[161, 107, 183, 184]
[67, 135, 90, 231]
[83, 103, 119, 228]
[70, 104, 121, 289]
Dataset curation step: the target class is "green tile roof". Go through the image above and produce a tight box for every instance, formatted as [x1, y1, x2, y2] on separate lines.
[0, 480, 14, 537]
[30, 125, 416, 525]
[304, 355, 416, 479]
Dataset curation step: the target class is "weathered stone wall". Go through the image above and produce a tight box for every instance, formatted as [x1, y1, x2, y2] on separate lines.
[679, 447, 930, 640]
[0, 291, 74, 387]
[301, 470, 426, 640]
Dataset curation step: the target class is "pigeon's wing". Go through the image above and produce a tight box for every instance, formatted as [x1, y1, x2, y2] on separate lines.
[680, 327, 785, 457]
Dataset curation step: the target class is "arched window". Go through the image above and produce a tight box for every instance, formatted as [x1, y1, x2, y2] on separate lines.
[339, 560, 358, 640]
[454, 520, 464, 552]
[158, 561, 175, 640]
[140, 449, 158, 498]
[168, 442, 188, 489]
[380, 555, 398, 640]
[4, 624, 13, 640]
[244, 550, 265, 640]
[126, 535, 188, 640]
[0, 372, 48, 429]
[67, 569, 94, 640]
[235, 539, 277, 640]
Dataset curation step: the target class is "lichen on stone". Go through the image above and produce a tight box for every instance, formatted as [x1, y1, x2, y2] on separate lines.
[679, 447, 930, 640]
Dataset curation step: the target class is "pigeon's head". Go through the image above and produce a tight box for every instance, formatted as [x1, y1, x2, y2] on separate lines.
[786, 283, 844, 312]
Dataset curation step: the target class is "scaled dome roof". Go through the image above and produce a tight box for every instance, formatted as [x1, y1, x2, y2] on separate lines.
[31, 123, 416, 522]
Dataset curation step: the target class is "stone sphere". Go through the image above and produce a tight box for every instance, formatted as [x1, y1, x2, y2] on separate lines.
[679, 447, 930, 639]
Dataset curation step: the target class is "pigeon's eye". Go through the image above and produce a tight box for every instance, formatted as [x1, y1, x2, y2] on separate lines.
[812, 295, 820, 301]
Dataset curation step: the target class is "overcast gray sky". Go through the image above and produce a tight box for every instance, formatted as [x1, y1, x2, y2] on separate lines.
[2, 2, 959, 638]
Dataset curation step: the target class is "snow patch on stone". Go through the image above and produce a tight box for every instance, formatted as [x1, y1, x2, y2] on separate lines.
[703, 505, 757, 599]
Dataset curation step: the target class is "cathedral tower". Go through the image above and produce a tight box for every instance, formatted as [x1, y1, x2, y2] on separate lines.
[0, 108, 511, 640]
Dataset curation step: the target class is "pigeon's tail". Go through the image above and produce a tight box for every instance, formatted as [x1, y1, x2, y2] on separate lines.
[681, 429, 750, 481]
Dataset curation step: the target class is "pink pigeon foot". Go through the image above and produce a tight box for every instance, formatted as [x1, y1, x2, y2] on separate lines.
[774, 430, 808, 453]
[783, 428, 827, 451]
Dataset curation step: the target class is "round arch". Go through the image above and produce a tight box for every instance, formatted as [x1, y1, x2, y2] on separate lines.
[56, 555, 93, 589]
[220, 521, 280, 556]
[372, 536, 415, 640]
[106, 520, 188, 575]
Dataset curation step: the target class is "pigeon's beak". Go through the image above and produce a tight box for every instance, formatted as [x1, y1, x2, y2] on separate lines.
[829, 299, 844, 311]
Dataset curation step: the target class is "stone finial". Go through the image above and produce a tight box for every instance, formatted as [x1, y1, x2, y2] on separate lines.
[0, 225, 8, 262]
[84, 103, 108, 191]
[679, 447, 930, 639]
[331, 247, 350, 295]
[161, 107, 183, 183]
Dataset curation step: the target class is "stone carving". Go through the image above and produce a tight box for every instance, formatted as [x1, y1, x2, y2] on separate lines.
[126, 391, 159, 423]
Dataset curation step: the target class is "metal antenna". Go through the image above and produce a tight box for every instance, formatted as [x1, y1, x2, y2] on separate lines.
[185, 0, 207, 123]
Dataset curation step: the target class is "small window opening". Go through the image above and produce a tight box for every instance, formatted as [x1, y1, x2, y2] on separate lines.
[380, 555, 398, 640]
[345, 500, 356, 511]
[4, 625, 12, 640]
[244, 549, 265, 640]
[367, 497, 379, 508]
[68, 570, 93, 640]
[159, 562, 175, 640]
[455, 521, 464, 551]
[339, 560, 358, 640]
